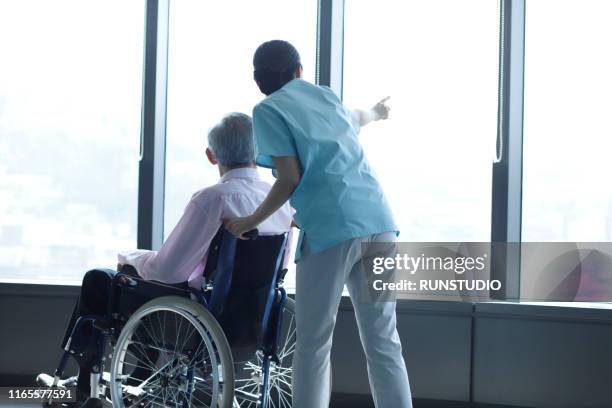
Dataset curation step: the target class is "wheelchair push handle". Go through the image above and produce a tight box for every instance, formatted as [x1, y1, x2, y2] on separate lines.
[243, 228, 259, 240]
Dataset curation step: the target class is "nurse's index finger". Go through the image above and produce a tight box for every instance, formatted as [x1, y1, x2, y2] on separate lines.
[379, 96, 391, 104]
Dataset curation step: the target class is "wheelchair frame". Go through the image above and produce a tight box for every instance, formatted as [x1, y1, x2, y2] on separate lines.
[48, 232, 294, 408]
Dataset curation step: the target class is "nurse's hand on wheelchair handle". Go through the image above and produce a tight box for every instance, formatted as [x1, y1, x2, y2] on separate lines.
[372, 96, 391, 120]
[224, 216, 258, 240]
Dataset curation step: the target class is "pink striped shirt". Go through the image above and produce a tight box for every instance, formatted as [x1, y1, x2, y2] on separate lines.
[118, 167, 293, 290]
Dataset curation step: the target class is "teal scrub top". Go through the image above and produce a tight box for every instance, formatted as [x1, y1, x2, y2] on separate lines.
[253, 79, 397, 260]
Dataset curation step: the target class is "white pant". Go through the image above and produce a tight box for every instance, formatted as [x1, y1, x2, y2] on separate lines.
[292, 232, 413, 408]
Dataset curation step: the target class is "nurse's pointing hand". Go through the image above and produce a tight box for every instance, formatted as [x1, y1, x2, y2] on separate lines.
[372, 96, 391, 120]
[224, 216, 257, 240]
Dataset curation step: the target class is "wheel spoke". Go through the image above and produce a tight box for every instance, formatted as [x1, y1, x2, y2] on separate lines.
[235, 300, 295, 407]
[111, 304, 224, 408]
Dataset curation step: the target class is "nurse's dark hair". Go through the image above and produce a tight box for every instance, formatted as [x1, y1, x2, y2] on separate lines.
[253, 40, 301, 96]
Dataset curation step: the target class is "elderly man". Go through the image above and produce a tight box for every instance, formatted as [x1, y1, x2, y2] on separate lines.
[37, 112, 293, 405]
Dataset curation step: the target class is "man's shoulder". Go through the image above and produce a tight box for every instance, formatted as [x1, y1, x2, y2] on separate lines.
[188, 184, 224, 209]
[190, 179, 273, 206]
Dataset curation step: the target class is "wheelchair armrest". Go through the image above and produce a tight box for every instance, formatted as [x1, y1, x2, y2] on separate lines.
[108, 274, 193, 317]
[115, 274, 189, 292]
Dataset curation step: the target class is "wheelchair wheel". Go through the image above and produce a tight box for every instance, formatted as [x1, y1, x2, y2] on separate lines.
[234, 297, 295, 408]
[110, 296, 234, 407]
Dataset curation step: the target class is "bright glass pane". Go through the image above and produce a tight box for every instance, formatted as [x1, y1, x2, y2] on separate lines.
[521, 0, 612, 301]
[0, 1, 144, 284]
[343, 0, 499, 241]
[165, 0, 317, 289]
[522, 0, 612, 242]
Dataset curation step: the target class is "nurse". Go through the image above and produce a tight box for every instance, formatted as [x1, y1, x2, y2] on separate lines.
[225, 40, 412, 408]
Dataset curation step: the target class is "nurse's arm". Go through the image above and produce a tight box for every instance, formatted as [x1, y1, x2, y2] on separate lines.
[224, 156, 301, 238]
[352, 96, 391, 127]
[250, 156, 301, 225]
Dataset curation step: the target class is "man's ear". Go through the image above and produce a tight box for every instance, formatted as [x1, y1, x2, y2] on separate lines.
[205, 147, 218, 165]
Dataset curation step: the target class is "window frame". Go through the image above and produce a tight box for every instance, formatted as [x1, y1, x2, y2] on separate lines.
[490, 0, 525, 301]
[138, 0, 170, 251]
[0, 0, 542, 305]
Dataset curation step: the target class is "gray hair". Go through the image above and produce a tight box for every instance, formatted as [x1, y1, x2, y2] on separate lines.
[207, 112, 256, 167]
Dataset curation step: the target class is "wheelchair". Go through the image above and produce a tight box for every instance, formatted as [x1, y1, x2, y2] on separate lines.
[46, 229, 295, 408]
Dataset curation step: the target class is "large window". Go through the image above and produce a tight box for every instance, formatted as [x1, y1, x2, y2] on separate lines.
[0, 1, 144, 284]
[4, 0, 610, 303]
[343, 0, 499, 242]
[164, 0, 317, 288]
[521, 0, 612, 301]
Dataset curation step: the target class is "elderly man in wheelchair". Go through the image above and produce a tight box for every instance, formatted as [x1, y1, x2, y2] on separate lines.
[37, 113, 295, 407]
